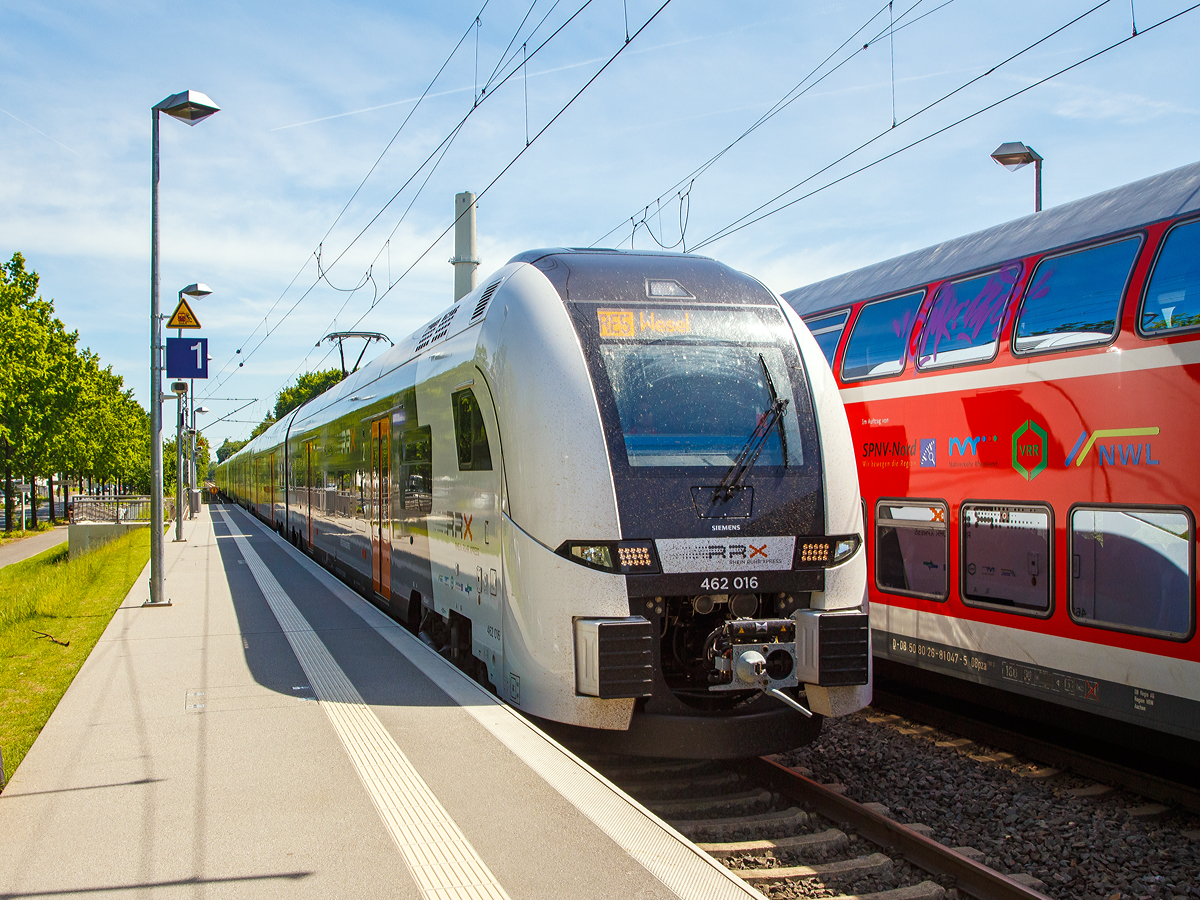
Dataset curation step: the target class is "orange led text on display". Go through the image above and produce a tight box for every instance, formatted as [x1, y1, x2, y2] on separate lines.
[598, 309, 691, 338]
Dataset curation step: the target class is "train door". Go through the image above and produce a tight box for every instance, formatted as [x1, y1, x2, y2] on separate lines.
[370, 417, 392, 602]
[305, 441, 314, 546]
[394, 415, 433, 628]
[269, 452, 276, 527]
[450, 377, 504, 686]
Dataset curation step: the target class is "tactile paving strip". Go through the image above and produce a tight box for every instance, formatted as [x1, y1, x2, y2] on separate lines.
[214, 509, 510, 900]
[229, 507, 762, 900]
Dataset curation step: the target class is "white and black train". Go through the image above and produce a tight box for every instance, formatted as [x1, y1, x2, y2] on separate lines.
[216, 248, 871, 757]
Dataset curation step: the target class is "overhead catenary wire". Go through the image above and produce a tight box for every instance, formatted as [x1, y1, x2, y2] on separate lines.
[217, 0, 655, 425]
[691, 0, 1120, 248]
[692, 1, 1200, 251]
[201, 2, 491, 400]
[203, 0, 581, 401]
[592, 0, 949, 248]
[889, 0, 897, 127]
[304, 0, 600, 286]
[339, 0, 676, 337]
[203, 0, 598, 402]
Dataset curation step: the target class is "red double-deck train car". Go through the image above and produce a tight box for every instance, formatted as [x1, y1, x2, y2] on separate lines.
[783, 160, 1200, 746]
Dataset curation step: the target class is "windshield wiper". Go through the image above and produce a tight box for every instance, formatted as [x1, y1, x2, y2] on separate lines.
[761, 353, 788, 467]
[711, 356, 789, 503]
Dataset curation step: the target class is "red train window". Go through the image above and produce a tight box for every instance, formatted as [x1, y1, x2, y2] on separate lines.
[875, 499, 948, 601]
[1070, 507, 1194, 641]
[960, 503, 1052, 617]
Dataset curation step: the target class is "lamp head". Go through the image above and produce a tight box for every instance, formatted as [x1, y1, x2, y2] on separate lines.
[155, 90, 220, 126]
[180, 283, 212, 299]
[991, 141, 1042, 172]
[197, 406, 210, 415]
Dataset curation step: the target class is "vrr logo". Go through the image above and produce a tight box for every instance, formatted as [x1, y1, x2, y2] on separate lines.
[1012, 420, 1048, 481]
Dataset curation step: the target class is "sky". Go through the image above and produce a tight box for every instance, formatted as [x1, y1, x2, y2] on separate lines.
[2, 0, 1198, 449]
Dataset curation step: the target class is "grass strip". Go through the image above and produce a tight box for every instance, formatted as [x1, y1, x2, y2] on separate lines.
[0, 527, 150, 787]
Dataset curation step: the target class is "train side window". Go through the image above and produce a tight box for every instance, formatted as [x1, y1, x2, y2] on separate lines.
[917, 263, 1022, 370]
[875, 500, 948, 601]
[961, 503, 1052, 615]
[841, 291, 924, 382]
[1140, 218, 1200, 336]
[451, 388, 493, 471]
[803, 309, 849, 367]
[401, 426, 433, 513]
[1014, 237, 1142, 355]
[1070, 507, 1193, 640]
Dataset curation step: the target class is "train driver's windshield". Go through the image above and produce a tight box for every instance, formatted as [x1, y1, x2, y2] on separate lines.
[600, 341, 804, 468]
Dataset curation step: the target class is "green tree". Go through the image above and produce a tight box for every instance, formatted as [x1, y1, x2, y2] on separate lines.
[216, 437, 247, 463]
[249, 415, 276, 440]
[0, 253, 80, 530]
[162, 434, 209, 493]
[275, 368, 343, 419]
[0, 253, 152, 528]
[211, 370, 342, 470]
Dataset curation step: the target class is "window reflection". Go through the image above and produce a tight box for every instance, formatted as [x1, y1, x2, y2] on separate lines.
[1142, 219, 1200, 335]
[1016, 238, 1140, 354]
[841, 292, 924, 381]
[918, 264, 1021, 369]
[961, 504, 1051, 613]
[804, 309, 849, 367]
[1071, 508, 1192, 638]
[875, 500, 948, 600]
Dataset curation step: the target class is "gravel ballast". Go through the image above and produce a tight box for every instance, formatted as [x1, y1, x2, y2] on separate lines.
[779, 712, 1200, 900]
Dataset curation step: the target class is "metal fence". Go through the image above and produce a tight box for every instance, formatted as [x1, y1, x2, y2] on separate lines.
[71, 496, 176, 524]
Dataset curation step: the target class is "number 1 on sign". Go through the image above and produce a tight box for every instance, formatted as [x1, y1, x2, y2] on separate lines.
[192, 342, 203, 370]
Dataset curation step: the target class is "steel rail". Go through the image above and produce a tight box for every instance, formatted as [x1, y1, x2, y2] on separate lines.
[745, 756, 1052, 900]
[872, 689, 1200, 816]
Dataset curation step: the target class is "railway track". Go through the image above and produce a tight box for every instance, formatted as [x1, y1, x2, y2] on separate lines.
[590, 754, 1051, 900]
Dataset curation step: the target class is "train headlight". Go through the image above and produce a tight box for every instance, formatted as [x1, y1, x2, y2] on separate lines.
[795, 535, 862, 568]
[833, 536, 860, 563]
[571, 544, 613, 569]
[558, 540, 661, 574]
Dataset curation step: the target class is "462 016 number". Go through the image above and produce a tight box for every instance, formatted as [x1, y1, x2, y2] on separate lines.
[699, 576, 758, 591]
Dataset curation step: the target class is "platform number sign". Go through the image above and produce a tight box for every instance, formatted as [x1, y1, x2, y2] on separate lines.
[166, 337, 209, 379]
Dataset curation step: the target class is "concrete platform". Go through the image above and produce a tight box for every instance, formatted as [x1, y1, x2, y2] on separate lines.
[0, 504, 760, 900]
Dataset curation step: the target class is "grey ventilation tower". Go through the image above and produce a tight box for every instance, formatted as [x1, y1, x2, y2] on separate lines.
[452, 192, 480, 302]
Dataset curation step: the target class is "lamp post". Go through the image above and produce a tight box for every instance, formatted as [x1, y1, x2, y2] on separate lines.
[192, 405, 209, 511]
[990, 141, 1043, 212]
[172, 381, 188, 542]
[149, 91, 219, 607]
[174, 282, 211, 520]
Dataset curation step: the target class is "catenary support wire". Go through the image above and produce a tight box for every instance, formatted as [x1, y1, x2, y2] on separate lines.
[693, 1, 1200, 250]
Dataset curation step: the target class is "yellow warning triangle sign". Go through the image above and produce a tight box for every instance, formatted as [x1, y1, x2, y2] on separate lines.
[167, 297, 202, 329]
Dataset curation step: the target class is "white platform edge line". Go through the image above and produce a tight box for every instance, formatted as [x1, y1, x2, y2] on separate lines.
[213, 508, 511, 900]
[227, 504, 766, 900]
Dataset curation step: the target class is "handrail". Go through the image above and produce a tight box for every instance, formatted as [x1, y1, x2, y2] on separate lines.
[71, 496, 176, 524]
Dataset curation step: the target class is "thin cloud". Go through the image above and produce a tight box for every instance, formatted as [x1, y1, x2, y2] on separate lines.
[0, 106, 82, 157]
[269, 31, 720, 132]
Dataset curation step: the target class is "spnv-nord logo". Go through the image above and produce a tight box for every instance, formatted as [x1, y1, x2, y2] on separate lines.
[1012, 420, 1048, 481]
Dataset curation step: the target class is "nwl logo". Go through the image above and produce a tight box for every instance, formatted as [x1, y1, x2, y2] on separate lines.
[1065, 428, 1161, 467]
